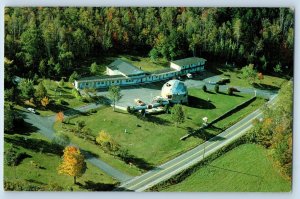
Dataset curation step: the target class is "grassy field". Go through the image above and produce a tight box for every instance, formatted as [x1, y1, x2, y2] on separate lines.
[25, 80, 87, 116]
[4, 132, 117, 191]
[206, 61, 287, 89]
[54, 88, 265, 174]
[161, 144, 291, 192]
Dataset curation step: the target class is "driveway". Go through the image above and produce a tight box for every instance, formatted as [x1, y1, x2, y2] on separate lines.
[18, 108, 133, 182]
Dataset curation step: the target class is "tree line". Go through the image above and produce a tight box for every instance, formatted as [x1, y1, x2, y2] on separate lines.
[248, 81, 293, 177]
[4, 7, 294, 86]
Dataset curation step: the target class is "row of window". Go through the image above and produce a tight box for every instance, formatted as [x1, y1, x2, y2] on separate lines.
[79, 67, 204, 88]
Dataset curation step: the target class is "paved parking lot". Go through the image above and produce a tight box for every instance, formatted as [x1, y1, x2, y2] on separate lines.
[92, 68, 276, 108]
[95, 72, 221, 107]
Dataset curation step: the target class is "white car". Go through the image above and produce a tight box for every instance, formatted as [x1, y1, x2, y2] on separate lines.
[187, 73, 193, 79]
[27, 107, 36, 114]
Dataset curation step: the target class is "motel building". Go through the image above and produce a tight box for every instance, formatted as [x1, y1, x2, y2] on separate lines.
[74, 57, 206, 90]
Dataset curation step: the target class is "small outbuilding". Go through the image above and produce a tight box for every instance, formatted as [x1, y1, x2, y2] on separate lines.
[161, 79, 188, 104]
[106, 59, 145, 77]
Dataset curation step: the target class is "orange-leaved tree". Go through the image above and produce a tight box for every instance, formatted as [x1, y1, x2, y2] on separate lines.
[257, 72, 264, 84]
[56, 111, 64, 123]
[58, 146, 86, 184]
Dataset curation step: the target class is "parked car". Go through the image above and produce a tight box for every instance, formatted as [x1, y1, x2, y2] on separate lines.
[186, 73, 193, 79]
[27, 107, 36, 114]
[216, 78, 230, 85]
[134, 99, 146, 106]
[208, 80, 217, 85]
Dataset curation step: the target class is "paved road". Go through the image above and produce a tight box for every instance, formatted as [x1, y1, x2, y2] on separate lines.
[18, 75, 278, 185]
[19, 107, 133, 182]
[116, 94, 278, 191]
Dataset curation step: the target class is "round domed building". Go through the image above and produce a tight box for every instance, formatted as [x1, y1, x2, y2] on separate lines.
[161, 79, 188, 104]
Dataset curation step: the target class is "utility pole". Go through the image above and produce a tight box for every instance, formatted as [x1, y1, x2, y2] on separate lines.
[202, 134, 206, 160]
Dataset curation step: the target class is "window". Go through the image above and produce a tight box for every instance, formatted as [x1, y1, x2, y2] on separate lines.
[112, 81, 114, 83]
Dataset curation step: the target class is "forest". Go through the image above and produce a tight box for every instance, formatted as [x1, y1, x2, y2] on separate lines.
[4, 7, 294, 86]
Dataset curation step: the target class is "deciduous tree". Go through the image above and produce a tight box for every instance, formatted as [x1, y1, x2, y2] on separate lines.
[41, 96, 50, 108]
[35, 82, 47, 100]
[96, 130, 119, 152]
[56, 111, 64, 123]
[69, 71, 79, 83]
[90, 62, 98, 75]
[58, 146, 86, 184]
[4, 106, 14, 132]
[108, 85, 122, 111]
[18, 79, 35, 99]
[171, 104, 185, 127]
[241, 64, 257, 84]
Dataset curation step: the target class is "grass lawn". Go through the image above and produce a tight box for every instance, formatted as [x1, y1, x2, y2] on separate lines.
[77, 54, 169, 75]
[54, 88, 265, 174]
[161, 144, 291, 192]
[4, 133, 118, 191]
[206, 60, 287, 89]
[120, 55, 169, 72]
[34, 80, 87, 116]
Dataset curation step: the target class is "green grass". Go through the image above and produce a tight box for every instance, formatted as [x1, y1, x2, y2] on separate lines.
[54, 88, 265, 174]
[77, 54, 169, 75]
[4, 133, 117, 191]
[161, 144, 291, 192]
[220, 68, 287, 89]
[206, 61, 287, 89]
[120, 55, 169, 72]
[35, 80, 87, 116]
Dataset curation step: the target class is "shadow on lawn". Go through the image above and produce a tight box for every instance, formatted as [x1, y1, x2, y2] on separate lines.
[216, 91, 244, 98]
[81, 149, 100, 159]
[252, 83, 279, 91]
[208, 165, 261, 178]
[192, 129, 225, 141]
[78, 180, 121, 191]
[132, 112, 171, 126]
[4, 136, 64, 156]
[6, 118, 39, 136]
[117, 151, 156, 171]
[188, 96, 216, 109]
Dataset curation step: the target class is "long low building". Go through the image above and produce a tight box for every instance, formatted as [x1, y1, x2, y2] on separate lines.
[74, 57, 206, 90]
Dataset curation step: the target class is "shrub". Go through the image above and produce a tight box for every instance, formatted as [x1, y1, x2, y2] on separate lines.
[214, 84, 219, 93]
[5, 147, 29, 166]
[163, 104, 170, 113]
[4, 147, 17, 166]
[4, 180, 41, 191]
[228, 87, 240, 95]
[202, 85, 207, 92]
[228, 87, 233, 95]
[216, 78, 230, 85]
[96, 130, 119, 153]
[171, 104, 185, 127]
[59, 78, 65, 87]
[88, 109, 97, 114]
[127, 106, 133, 113]
[52, 133, 70, 146]
[43, 183, 64, 191]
